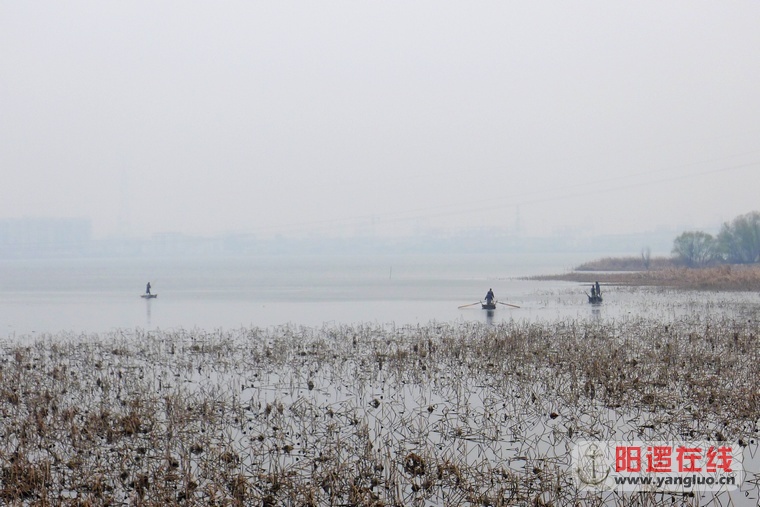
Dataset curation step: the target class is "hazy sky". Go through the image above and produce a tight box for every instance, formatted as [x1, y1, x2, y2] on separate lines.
[2, 1, 759, 239]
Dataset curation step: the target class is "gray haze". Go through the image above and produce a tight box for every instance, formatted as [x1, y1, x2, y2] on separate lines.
[2, 1, 759, 241]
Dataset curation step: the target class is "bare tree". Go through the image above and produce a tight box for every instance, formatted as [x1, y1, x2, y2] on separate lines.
[717, 211, 760, 264]
[672, 231, 717, 268]
[640, 246, 651, 270]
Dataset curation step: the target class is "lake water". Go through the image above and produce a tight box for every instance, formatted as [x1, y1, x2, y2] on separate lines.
[2, 252, 759, 339]
[0, 252, 590, 337]
[3, 254, 760, 504]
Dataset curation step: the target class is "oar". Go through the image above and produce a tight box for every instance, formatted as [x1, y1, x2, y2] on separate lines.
[496, 301, 520, 309]
[458, 301, 482, 309]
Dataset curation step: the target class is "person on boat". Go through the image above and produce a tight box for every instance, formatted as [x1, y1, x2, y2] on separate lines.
[595, 281, 601, 296]
[146, 282, 151, 295]
[590, 284, 597, 298]
[485, 288, 495, 304]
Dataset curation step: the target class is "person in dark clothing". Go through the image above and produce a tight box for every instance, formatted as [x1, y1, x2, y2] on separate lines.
[595, 281, 601, 296]
[590, 284, 597, 298]
[146, 282, 152, 295]
[485, 288, 495, 304]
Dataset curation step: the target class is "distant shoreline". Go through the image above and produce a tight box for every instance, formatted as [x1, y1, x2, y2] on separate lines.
[530, 256, 760, 291]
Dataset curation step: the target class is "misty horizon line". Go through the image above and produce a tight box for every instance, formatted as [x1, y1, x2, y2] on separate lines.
[0, 216, 687, 260]
[0, 215, 724, 240]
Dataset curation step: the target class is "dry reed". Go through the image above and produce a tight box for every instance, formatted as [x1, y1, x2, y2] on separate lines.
[0, 314, 758, 506]
[532, 264, 760, 291]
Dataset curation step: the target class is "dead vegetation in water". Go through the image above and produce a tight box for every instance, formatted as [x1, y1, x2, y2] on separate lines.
[533, 263, 760, 291]
[575, 256, 677, 272]
[0, 318, 758, 506]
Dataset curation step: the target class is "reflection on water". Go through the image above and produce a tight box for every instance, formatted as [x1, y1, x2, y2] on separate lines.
[145, 297, 152, 327]
[1, 255, 759, 337]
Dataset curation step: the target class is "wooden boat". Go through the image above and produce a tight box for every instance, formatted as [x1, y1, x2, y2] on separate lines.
[587, 294, 602, 304]
[141, 294, 158, 299]
[459, 300, 520, 310]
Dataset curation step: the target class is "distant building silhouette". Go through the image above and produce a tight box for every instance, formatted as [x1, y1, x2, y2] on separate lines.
[0, 218, 91, 257]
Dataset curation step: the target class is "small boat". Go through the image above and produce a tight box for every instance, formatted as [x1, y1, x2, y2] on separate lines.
[459, 300, 519, 310]
[141, 294, 158, 299]
[587, 294, 602, 304]
[587, 282, 603, 304]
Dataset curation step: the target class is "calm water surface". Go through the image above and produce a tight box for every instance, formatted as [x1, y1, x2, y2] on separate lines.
[1, 253, 758, 338]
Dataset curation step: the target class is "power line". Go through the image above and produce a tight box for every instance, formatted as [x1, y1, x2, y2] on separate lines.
[243, 155, 759, 236]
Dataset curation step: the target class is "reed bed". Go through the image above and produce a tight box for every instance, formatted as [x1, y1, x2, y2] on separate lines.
[1, 315, 758, 506]
[574, 257, 676, 272]
[533, 264, 760, 291]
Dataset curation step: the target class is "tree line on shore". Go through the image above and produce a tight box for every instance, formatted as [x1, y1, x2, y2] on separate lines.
[672, 210, 760, 268]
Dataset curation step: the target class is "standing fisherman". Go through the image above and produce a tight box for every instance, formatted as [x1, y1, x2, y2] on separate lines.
[146, 282, 152, 295]
[485, 288, 495, 305]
